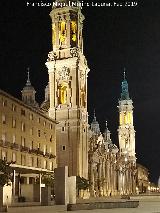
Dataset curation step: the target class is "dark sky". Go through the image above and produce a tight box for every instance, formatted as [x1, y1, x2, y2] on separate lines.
[0, 0, 160, 183]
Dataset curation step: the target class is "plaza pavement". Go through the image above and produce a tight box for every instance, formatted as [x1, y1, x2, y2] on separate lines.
[6, 200, 160, 213]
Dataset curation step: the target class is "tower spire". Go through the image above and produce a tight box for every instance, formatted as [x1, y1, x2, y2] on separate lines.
[91, 110, 100, 135]
[93, 109, 96, 121]
[21, 68, 38, 108]
[120, 69, 130, 100]
[105, 120, 108, 129]
[103, 120, 112, 146]
[26, 67, 31, 86]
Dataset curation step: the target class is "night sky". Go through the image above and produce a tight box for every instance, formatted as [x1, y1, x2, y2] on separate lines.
[0, 0, 160, 183]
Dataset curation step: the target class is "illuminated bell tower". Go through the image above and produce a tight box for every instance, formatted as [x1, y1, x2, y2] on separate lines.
[118, 71, 136, 161]
[46, 0, 89, 178]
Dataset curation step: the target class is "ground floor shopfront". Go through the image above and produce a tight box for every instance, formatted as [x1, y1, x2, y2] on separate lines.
[1, 164, 54, 206]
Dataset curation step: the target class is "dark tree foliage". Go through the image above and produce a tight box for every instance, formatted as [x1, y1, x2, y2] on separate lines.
[76, 176, 90, 192]
[0, 159, 12, 187]
[42, 173, 54, 187]
[36, 173, 54, 187]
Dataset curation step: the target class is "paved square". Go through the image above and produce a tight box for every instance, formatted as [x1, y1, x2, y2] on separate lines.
[6, 201, 160, 213]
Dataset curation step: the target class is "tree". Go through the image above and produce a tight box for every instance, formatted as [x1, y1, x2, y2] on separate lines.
[36, 173, 54, 187]
[41, 173, 54, 187]
[76, 176, 90, 197]
[0, 159, 12, 187]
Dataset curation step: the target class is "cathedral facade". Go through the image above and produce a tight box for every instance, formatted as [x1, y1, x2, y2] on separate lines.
[44, 1, 137, 195]
[0, 0, 138, 202]
[88, 73, 137, 196]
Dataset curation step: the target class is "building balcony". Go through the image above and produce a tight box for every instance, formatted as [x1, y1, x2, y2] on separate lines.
[29, 148, 38, 155]
[44, 152, 50, 158]
[29, 148, 43, 156]
[0, 140, 11, 148]
[37, 149, 44, 156]
[49, 154, 56, 159]
[20, 145, 30, 153]
[10, 143, 19, 150]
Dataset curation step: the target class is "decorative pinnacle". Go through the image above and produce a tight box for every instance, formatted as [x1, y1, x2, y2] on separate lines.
[123, 67, 126, 80]
[26, 67, 31, 86]
[93, 109, 96, 121]
[121, 67, 130, 100]
[106, 120, 108, 129]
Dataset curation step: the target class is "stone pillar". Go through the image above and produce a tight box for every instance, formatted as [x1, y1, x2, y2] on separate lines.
[117, 169, 120, 194]
[18, 173, 21, 197]
[108, 161, 111, 196]
[0, 187, 3, 207]
[122, 172, 125, 195]
[124, 170, 127, 194]
[67, 20, 71, 48]
[41, 186, 51, 206]
[102, 161, 106, 196]
[129, 170, 132, 194]
[54, 166, 69, 205]
[39, 173, 42, 204]
[26, 177, 29, 185]
[113, 165, 117, 195]
[98, 162, 102, 196]
[118, 170, 122, 193]
[106, 160, 109, 195]
[110, 162, 113, 195]
[12, 170, 16, 199]
[126, 169, 129, 194]
[94, 165, 98, 196]
[68, 176, 76, 204]
[89, 162, 95, 197]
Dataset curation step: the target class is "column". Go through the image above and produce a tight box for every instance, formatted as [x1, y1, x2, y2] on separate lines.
[67, 19, 71, 48]
[39, 173, 42, 204]
[89, 161, 95, 197]
[12, 170, 16, 201]
[18, 173, 21, 197]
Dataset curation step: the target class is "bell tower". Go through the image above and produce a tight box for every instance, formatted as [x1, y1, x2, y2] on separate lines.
[117, 71, 136, 162]
[46, 0, 89, 178]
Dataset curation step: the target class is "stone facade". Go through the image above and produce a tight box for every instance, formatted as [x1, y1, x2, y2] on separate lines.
[88, 130, 119, 197]
[88, 116, 136, 196]
[0, 1, 139, 201]
[0, 88, 57, 201]
[136, 163, 149, 193]
[88, 72, 137, 197]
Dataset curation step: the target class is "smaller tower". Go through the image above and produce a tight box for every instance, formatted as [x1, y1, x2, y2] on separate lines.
[118, 70, 136, 161]
[46, 1, 89, 178]
[103, 121, 118, 152]
[103, 121, 112, 142]
[45, 83, 50, 102]
[90, 110, 100, 135]
[41, 83, 50, 112]
[22, 68, 38, 108]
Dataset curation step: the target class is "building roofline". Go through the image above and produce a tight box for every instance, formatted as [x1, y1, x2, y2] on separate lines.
[0, 89, 58, 124]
